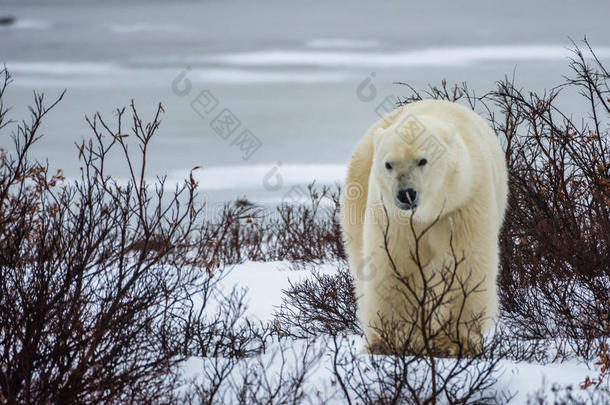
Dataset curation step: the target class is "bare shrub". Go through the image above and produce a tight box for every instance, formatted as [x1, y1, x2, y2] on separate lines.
[199, 201, 263, 267]
[200, 184, 345, 266]
[268, 184, 345, 263]
[272, 262, 359, 339]
[581, 343, 610, 390]
[0, 67, 262, 404]
[526, 381, 610, 405]
[492, 40, 609, 360]
[329, 332, 513, 405]
[0, 67, 345, 405]
[185, 285, 269, 359]
[180, 338, 326, 405]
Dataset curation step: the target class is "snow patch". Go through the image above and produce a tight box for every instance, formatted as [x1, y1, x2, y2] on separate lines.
[166, 163, 347, 191]
[109, 23, 184, 34]
[306, 38, 380, 49]
[213, 260, 339, 323]
[203, 45, 610, 68]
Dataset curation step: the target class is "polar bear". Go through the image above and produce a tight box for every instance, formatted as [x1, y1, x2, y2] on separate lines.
[341, 99, 507, 355]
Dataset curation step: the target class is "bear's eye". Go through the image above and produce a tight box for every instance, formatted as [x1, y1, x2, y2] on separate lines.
[417, 158, 428, 167]
[385, 161, 392, 170]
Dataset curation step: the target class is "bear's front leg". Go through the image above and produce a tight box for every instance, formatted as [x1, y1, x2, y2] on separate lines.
[443, 250, 499, 357]
[357, 274, 403, 354]
[357, 267, 428, 353]
[355, 258, 419, 354]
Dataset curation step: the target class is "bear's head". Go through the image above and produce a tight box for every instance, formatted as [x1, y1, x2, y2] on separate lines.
[371, 112, 471, 224]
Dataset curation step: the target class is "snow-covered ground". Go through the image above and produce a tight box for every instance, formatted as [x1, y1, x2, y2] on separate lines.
[182, 261, 602, 404]
[211, 260, 338, 323]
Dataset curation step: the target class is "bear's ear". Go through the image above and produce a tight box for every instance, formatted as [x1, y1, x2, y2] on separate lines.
[367, 105, 406, 150]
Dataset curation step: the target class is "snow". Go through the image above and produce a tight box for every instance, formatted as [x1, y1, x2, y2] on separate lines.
[305, 38, 380, 49]
[167, 164, 347, 192]
[184, 260, 601, 403]
[497, 360, 593, 403]
[5, 63, 354, 88]
[213, 260, 338, 323]
[203, 45, 610, 69]
[7, 61, 120, 75]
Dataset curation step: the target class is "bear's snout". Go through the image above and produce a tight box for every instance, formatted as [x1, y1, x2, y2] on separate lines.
[395, 188, 418, 210]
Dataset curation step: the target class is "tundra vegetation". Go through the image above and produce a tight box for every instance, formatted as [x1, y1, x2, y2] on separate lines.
[0, 40, 608, 404]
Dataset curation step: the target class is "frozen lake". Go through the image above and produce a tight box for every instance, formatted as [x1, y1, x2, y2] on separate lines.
[1, 0, 609, 204]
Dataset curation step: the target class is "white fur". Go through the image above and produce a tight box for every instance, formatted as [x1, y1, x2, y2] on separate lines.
[340, 99, 508, 353]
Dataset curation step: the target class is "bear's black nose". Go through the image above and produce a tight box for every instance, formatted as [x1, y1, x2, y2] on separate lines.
[397, 188, 417, 205]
